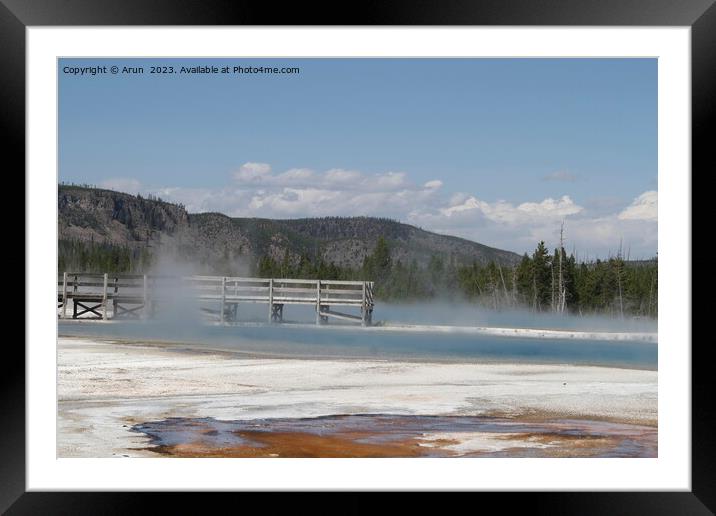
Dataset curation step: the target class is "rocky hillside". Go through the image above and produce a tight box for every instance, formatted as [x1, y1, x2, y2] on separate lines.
[58, 185, 189, 246]
[58, 185, 521, 272]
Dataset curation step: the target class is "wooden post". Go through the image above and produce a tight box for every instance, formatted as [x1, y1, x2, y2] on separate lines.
[362, 281, 367, 326]
[233, 279, 239, 321]
[61, 272, 68, 318]
[268, 278, 274, 323]
[102, 273, 108, 320]
[231, 279, 238, 322]
[112, 276, 119, 318]
[142, 274, 148, 319]
[220, 276, 226, 325]
[315, 280, 321, 325]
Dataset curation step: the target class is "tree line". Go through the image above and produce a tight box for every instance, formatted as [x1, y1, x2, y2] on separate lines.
[252, 236, 657, 318]
[58, 235, 657, 318]
[58, 239, 154, 274]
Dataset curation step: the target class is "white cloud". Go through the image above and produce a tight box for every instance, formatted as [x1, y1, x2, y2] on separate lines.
[509, 196, 583, 223]
[230, 162, 412, 193]
[438, 195, 582, 225]
[134, 162, 658, 259]
[440, 196, 481, 216]
[277, 168, 315, 182]
[565, 216, 657, 259]
[233, 162, 272, 183]
[248, 188, 342, 216]
[408, 191, 656, 258]
[375, 171, 408, 189]
[618, 190, 657, 221]
[324, 168, 362, 184]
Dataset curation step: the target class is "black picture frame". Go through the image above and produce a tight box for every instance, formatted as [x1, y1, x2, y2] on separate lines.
[5, 0, 711, 512]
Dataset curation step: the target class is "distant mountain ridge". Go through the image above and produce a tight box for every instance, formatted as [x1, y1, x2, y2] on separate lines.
[58, 184, 522, 272]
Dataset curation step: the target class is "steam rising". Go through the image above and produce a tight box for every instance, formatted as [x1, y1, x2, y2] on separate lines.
[126, 247, 658, 336]
[146, 253, 202, 331]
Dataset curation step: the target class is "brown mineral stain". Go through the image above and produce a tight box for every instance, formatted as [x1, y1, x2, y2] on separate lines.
[132, 414, 657, 458]
[151, 432, 434, 458]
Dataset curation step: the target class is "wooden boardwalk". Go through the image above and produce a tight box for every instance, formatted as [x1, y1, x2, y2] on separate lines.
[58, 272, 375, 326]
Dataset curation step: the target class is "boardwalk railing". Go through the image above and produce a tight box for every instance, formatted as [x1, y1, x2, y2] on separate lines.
[58, 272, 375, 326]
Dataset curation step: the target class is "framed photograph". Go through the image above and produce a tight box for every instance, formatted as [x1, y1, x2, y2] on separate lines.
[7, 0, 711, 512]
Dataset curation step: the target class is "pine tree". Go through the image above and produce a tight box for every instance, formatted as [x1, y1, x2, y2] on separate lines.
[531, 241, 552, 311]
[372, 237, 392, 280]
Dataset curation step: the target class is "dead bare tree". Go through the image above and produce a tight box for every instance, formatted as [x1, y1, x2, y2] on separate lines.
[558, 221, 567, 313]
[617, 239, 624, 319]
[648, 270, 656, 318]
[550, 260, 555, 312]
[497, 261, 511, 308]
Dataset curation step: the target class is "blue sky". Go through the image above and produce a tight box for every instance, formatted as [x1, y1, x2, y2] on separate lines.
[59, 58, 657, 258]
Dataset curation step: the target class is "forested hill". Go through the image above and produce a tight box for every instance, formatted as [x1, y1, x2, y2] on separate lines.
[58, 184, 521, 273]
[58, 185, 657, 316]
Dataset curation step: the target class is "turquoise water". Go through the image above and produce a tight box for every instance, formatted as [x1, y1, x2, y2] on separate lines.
[375, 303, 657, 333]
[58, 316, 657, 370]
